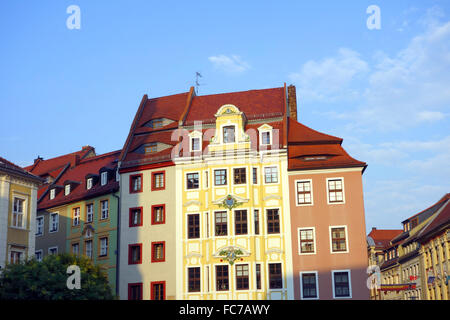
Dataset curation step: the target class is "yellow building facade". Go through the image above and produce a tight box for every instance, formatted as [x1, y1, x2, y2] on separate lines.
[175, 104, 294, 300]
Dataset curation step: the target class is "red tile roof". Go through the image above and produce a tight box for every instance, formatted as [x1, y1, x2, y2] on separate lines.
[38, 150, 120, 210]
[0, 156, 43, 183]
[288, 120, 366, 171]
[367, 228, 403, 249]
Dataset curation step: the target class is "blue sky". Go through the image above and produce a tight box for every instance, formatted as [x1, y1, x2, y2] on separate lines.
[1, 1, 449, 232]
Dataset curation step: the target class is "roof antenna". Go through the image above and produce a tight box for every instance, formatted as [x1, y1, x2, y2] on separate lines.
[195, 72, 202, 94]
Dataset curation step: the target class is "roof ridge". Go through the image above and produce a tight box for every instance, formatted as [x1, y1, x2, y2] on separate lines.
[193, 86, 284, 99]
[79, 149, 121, 164]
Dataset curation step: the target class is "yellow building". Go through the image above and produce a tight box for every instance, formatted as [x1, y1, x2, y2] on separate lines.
[0, 157, 42, 269]
[174, 98, 293, 300]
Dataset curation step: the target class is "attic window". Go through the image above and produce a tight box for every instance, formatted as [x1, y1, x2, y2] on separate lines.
[145, 143, 158, 154]
[64, 184, 71, 196]
[50, 189, 55, 200]
[150, 119, 164, 129]
[302, 156, 328, 161]
[101, 172, 108, 186]
[86, 178, 93, 190]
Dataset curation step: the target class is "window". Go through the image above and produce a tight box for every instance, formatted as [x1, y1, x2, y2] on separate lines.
[327, 178, 344, 203]
[48, 247, 58, 255]
[297, 180, 312, 205]
[72, 207, 80, 226]
[261, 131, 271, 145]
[129, 174, 142, 193]
[49, 213, 59, 232]
[186, 173, 199, 190]
[99, 237, 108, 257]
[144, 143, 158, 154]
[151, 119, 164, 129]
[152, 171, 165, 191]
[151, 282, 165, 300]
[10, 251, 22, 264]
[233, 168, 246, 185]
[86, 204, 93, 223]
[252, 168, 258, 184]
[254, 209, 260, 235]
[188, 267, 201, 292]
[128, 244, 142, 264]
[223, 125, 235, 143]
[299, 228, 315, 254]
[65, 184, 71, 196]
[151, 205, 165, 225]
[36, 216, 44, 236]
[187, 214, 200, 239]
[100, 200, 109, 220]
[72, 243, 80, 255]
[333, 271, 351, 298]
[301, 272, 318, 299]
[267, 209, 280, 234]
[12, 197, 25, 228]
[50, 188, 55, 200]
[151, 242, 165, 262]
[129, 207, 143, 227]
[256, 264, 261, 290]
[191, 137, 201, 152]
[234, 210, 248, 235]
[35, 250, 43, 262]
[264, 166, 278, 184]
[216, 265, 229, 291]
[411, 218, 418, 229]
[235, 264, 249, 290]
[86, 178, 93, 190]
[215, 211, 227, 236]
[128, 283, 143, 300]
[331, 227, 348, 253]
[100, 171, 108, 186]
[268, 263, 283, 289]
[214, 169, 227, 186]
[85, 240, 93, 258]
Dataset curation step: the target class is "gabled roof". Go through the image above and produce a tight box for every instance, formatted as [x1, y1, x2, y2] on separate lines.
[287, 119, 366, 171]
[367, 228, 403, 250]
[0, 156, 43, 184]
[38, 150, 120, 210]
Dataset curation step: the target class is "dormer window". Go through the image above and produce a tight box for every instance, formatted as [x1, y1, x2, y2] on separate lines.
[101, 171, 108, 186]
[150, 119, 164, 129]
[191, 137, 200, 152]
[145, 143, 157, 154]
[261, 132, 271, 145]
[64, 184, 71, 196]
[86, 178, 93, 190]
[50, 188, 55, 200]
[223, 126, 235, 143]
[258, 124, 273, 146]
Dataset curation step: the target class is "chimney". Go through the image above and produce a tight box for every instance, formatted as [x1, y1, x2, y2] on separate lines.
[34, 156, 43, 164]
[372, 227, 377, 232]
[287, 84, 298, 121]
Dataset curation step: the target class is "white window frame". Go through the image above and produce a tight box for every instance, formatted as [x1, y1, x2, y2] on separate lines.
[263, 165, 279, 185]
[86, 178, 93, 190]
[64, 184, 70, 196]
[73, 207, 80, 226]
[12, 195, 27, 229]
[331, 269, 352, 299]
[299, 271, 319, 300]
[295, 179, 314, 206]
[189, 131, 203, 152]
[101, 171, 108, 186]
[185, 171, 200, 191]
[35, 249, 43, 262]
[329, 225, 349, 254]
[9, 249, 24, 264]
[49, 212, 59, 233]
[85, 240, 93, 258]
[298, 227, 317, 255]
[36, 216, 44, 236]
[72, 243, 80, 255]
[100, 237, 108, 256]
[49, 188, 55, 200]
[326, 177, 345, 205]
[48, 246, 58, 255]
[86, 203, 94, 223]
[100, 200, 109, 220]
[221, 124, 237, 144]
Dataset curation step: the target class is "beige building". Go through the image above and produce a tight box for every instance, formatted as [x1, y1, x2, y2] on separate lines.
[0, 157, 42, 269]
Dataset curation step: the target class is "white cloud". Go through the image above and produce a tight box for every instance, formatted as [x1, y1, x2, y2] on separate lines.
[289, 48, 369, 102]
[208, 54, 250, 74]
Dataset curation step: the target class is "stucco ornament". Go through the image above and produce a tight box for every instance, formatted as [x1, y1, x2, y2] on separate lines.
[218, 194, 242, 211]
[219, 248, 244, 265]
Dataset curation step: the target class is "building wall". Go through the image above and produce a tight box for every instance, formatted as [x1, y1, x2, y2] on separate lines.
[119, 165, 176, 300]
[288, 167, 369, 299]
[36, 205, 68, 259]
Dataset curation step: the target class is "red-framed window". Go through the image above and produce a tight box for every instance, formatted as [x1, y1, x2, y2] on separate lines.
[151, 241, 165, 262]
[129, 174, 143, 193]
[150, 281, 166, 300]
[128, 283, 143, 300]
[128, 243, 142, 265]
[151, 204, 165, 225]
[129, 207, 143, 227]
[151, 171, 165, 191]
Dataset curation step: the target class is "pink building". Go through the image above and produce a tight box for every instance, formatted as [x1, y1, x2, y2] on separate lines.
[286, 86, 369, 299]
